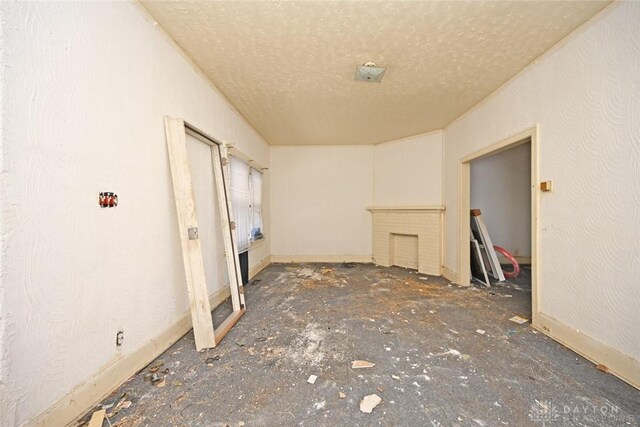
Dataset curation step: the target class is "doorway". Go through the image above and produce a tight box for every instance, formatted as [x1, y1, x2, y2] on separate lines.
[457, 127, 539, 323]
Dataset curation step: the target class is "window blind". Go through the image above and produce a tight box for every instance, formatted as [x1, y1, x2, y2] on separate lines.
[229, 156, 251, 252]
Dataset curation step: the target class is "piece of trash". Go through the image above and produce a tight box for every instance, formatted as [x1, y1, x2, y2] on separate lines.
[255, 337, 268, 342]
[392, 375, 400, 380]
[173, 381, 183, 387]
[476, 329, 486, 335]
[509, 316, 529, 324]
[307, 375, 318, 384]
[247, 347, 256, 355]
[342, 262, 357, 268]
[150, 373, 162, 385]
[503, 294, 513, 298]
[235, 341, 245, 347]
[339, 392, 346, 398]
[351, 360, 376, 369]
[205, 356, 220, 366]
[444, 349, 461, 357]
[419, 277, 429, 281]
[148, 360, 164, 373]
[506, 329, 518, 336]
[121, 401, 132, 409]
[359, 394, 382, 413]
[596, 364, 609, 373]
[155, 379, 166, 388]
[250, 279, 261, 286]
[87, 409, 106, 427]
[376, 387, 384, 393]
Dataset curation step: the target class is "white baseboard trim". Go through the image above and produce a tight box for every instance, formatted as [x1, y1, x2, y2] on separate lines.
[441, 266, 458, 284]
[271, 255, 373, 264]
[534, 312, 639, 390]
[249, 256, 271, 279]
[497, 254, 532, 265]
[28, 286, 232, 427]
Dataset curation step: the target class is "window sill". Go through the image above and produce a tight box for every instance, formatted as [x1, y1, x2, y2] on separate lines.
[249, 238, 265, 250]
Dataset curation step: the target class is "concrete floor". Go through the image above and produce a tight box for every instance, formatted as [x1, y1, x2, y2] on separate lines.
[85, 263, 639, 426]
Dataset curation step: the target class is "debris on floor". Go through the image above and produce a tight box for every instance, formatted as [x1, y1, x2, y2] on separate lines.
[87, 409, 105, 427]
[205, 356, 220, 365]
[476, 329, 486, 335]
[359, 394, 382, 413]
[148, 360, 164, 373]
[351, 360, 375, 369]
[307, 374, 318, 384]
[596, 364, 610, 373]
[509, 315, 529, 324]
[88, 263, 640, 426]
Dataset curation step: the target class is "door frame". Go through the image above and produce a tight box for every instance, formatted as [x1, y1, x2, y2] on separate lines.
[457, 126, 539, 322]
[164, 116, 245, 350]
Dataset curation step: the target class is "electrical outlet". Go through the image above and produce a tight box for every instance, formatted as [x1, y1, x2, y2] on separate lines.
[116, 330, 124, 347]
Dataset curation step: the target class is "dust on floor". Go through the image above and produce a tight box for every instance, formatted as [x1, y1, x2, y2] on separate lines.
[81, 263, 639, 427]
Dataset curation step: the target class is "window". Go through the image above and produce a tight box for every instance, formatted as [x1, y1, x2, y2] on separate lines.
[229, 155, 264, 252]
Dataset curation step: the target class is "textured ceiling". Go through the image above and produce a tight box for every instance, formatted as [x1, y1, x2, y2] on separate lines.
[141, 1, 610, 145]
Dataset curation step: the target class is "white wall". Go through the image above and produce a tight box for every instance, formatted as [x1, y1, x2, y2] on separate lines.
[270, 132, 444, 261]
[270, 146, 373, 260]
[0, 2, 270, 425]
[470, 142, 531, 259]
[444, 2, 639, 362]
[373, 132, 443, 206]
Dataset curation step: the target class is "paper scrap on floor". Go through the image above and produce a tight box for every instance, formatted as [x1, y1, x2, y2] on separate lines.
[509, 315, 529, 324]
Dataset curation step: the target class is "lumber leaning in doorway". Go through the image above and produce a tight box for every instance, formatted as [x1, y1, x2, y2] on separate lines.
[164, 116, 245, 351]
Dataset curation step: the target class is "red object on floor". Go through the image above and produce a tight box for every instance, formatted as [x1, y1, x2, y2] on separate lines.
[493, 245, 520, 279]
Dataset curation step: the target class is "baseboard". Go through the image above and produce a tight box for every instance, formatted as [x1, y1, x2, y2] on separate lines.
[249, 256, 271, 279]
[271, 255, 373, 264]
[497, 255, 531, 265]
[534, 312, 639, 390]
[28, 287, 232, 427]
[441, 266, 458, 284]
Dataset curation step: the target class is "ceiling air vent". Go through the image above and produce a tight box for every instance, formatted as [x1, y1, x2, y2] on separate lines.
[355, 61, 386, 83]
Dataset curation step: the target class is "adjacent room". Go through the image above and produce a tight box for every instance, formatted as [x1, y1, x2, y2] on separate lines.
[1, 1, 638, 426]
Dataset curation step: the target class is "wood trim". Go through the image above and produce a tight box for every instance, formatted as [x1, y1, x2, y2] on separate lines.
[497, 255, 532, 265]
[271, 255, 373, 264]
[29, 287, 232, 427]
[249, 256, 271, 279]
[534, 313, 640, 390]
[219, 144, 247, 309]
[164, 117, 216, 350]
[165, 117, 247, 351]
[227, 147, 267, 171]
[441, 265, 458, 284]
[457, 126, 537, 292]
[210, 143, 243, 312]
[214, 309, 245, 344]
[367, 205, 445, 212]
